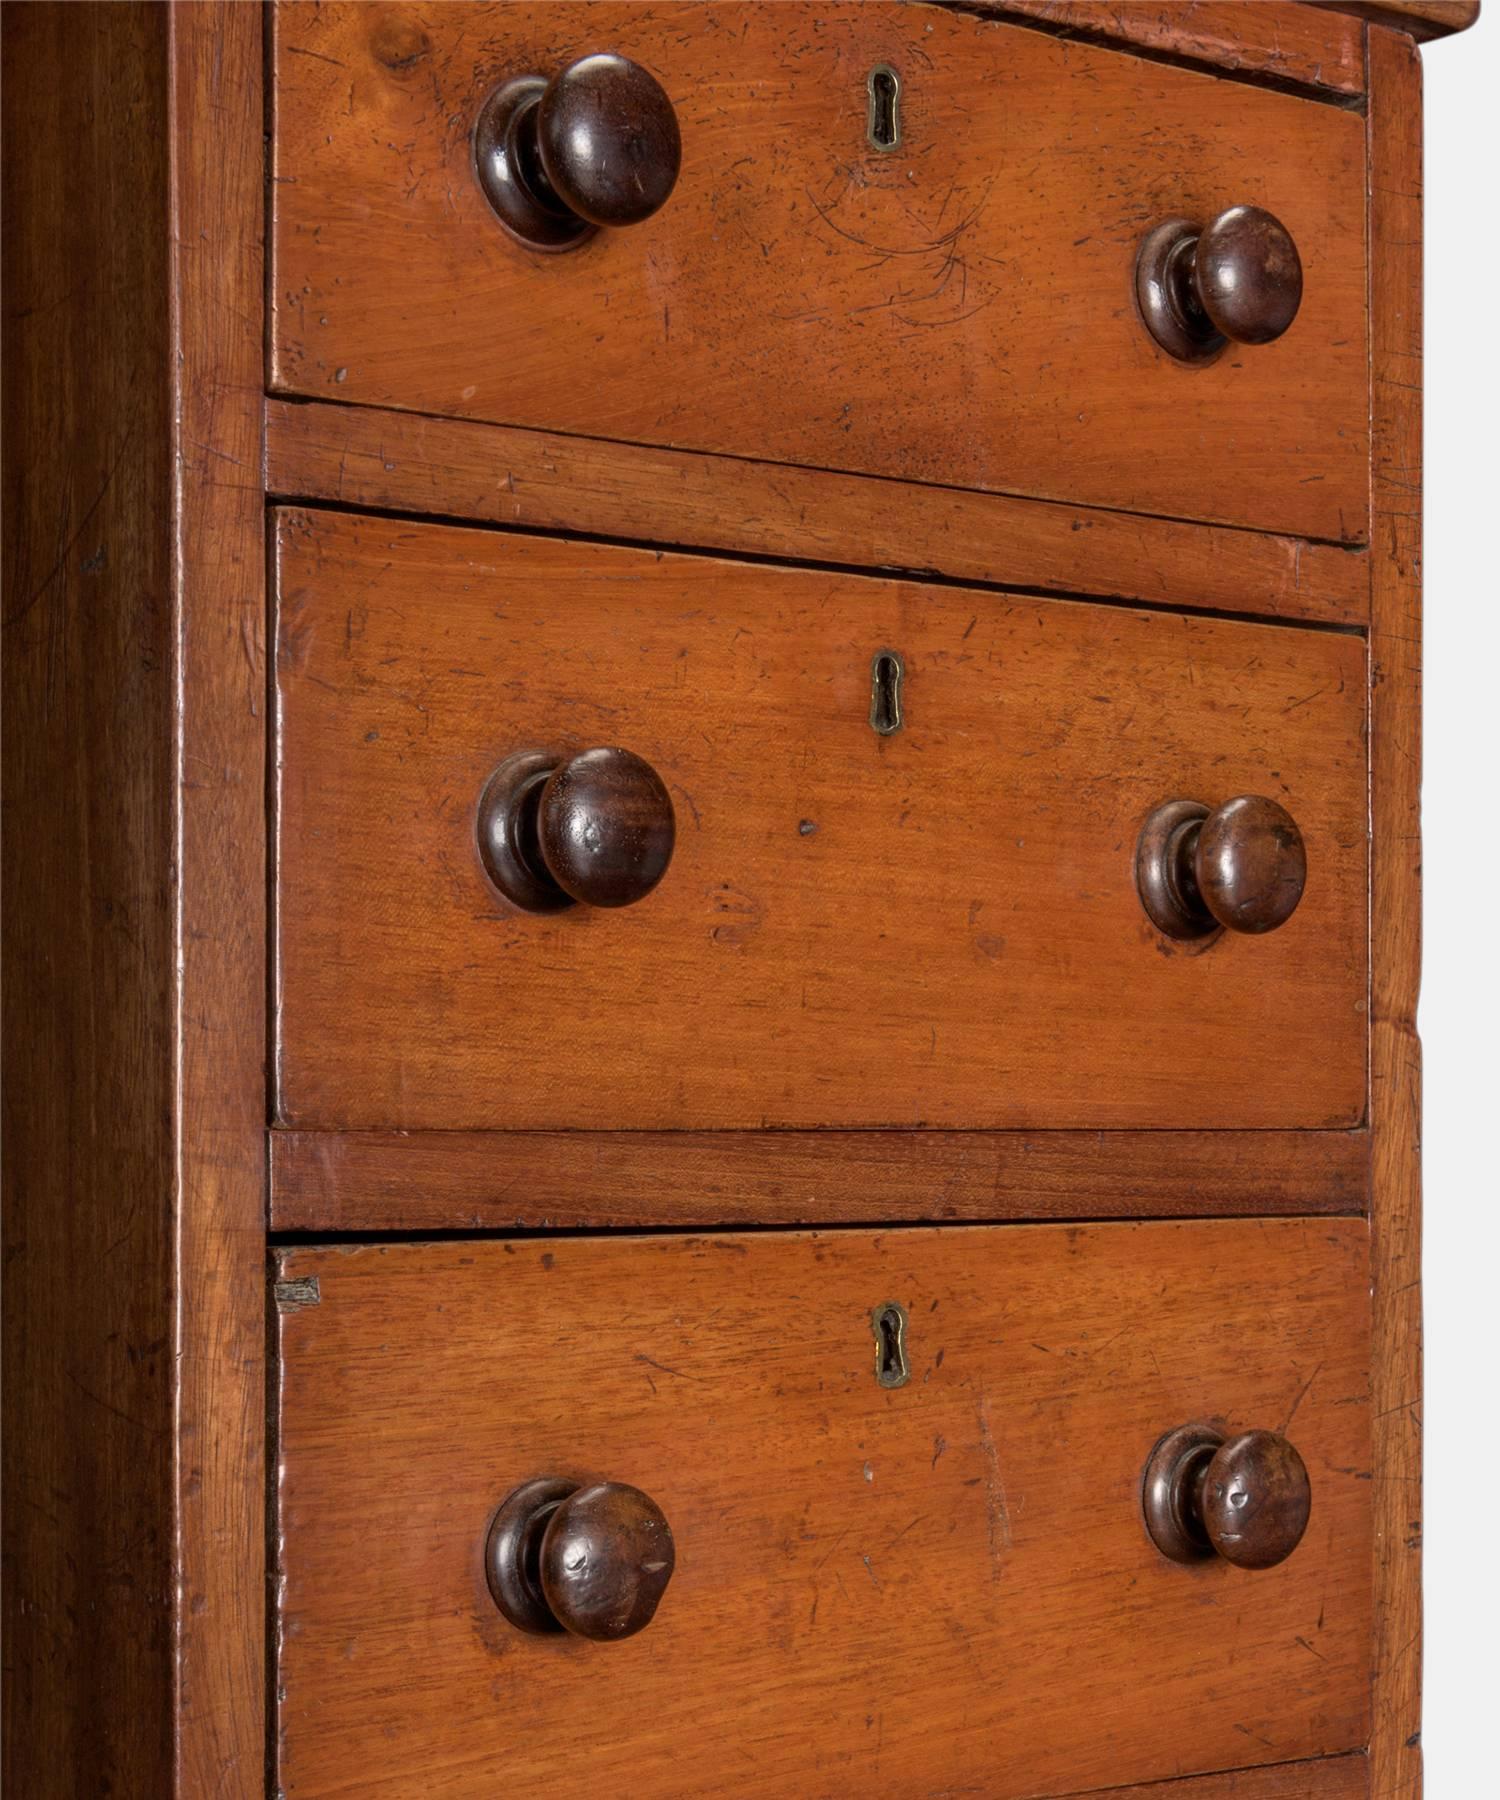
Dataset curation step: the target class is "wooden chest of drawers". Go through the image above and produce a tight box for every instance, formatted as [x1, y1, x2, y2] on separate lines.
[2, 2, 1478, 1796]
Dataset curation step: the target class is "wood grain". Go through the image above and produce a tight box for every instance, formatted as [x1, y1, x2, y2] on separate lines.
[269, 1127, 1368, 1232]
[269, 1, 1370, 543]
[274, 1219, 1372, 1798]
[265, 397, 1371, 628]
[167, 4, 268, 1791]
[1365, 28, 1425, 1799]
[2, 4, 266, 1794]
[273, 508, 1369, 1133]
[984, 2, 1367, 96]
[3, 8, 177, 1790]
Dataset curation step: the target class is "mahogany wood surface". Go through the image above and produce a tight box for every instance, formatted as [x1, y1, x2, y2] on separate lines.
[274, 1219, 1372, 1798]
[2, 3, 266, 1794]
[1365, 29, 1426, 1797]
[269, 1126, 1368, 1232]
[274, 508, 1368, 1133]
[3, 8, 176, 1789]
[269, 2, 1370, 543]
[981, 2, 1367, 95]
[264, 397, 1372, 629]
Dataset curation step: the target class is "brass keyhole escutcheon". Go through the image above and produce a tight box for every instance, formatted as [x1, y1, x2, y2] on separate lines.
[872, 1301, 910, 1388]
[867, 65, 901, 152]
[870, 650, 904, 735]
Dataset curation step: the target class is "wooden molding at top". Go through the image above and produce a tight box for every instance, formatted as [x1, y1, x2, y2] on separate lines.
[975, 2, 1368, 97]
[1317, 1, 1480, 42]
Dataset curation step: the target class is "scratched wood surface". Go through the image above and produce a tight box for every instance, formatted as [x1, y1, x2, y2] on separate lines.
[274, 508, 1368, 1132]
[274, 1219, 1372, 1798]
[269, 1, 1369, 543]
[264, 397, 1372, 629]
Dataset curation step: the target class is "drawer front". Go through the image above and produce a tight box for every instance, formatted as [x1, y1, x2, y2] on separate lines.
[270, 2, 1368, 544]
[273, 509, 1367, 1132]
[275, 1219, 1372, 1798]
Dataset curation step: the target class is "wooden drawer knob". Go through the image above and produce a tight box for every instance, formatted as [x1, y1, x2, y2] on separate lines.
[486, 1477, 676, 1640]
[1143, 1423, 1311, 1570]
[1136, 794, 1306, 940]
[474, 53, 681, 252]
[477, 746, 676, 913]
[1136, 205, 1303, 363]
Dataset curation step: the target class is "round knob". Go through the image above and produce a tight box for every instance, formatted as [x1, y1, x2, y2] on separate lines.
[486, 1476, 676, 1640]
[476, 746, 676, 914]
[1143, 1423, 1312, 1570]
[1135, 205, 1303, 363]
[473, 54, 681, 252]
[1136, 795, 1306, 940]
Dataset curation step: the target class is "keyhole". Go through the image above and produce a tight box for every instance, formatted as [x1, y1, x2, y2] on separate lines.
[867, 65, 901, 152]
[870, 649, 904, 735]
[872, 1302, 910, 1388]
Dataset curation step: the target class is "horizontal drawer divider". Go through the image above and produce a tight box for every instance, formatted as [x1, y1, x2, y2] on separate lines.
[270, 1126, 1369, 1234]
[265, 397, 1370, 631]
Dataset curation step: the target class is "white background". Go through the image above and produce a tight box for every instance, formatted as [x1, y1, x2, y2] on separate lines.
[1420, 13, 1497, 1787]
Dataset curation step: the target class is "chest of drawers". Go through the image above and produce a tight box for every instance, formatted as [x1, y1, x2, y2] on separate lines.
[2, 3, 1479, 1796]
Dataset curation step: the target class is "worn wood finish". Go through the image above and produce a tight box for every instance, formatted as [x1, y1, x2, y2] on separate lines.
[1366, 28, 1426, 1799]
[274, 509, 1368, 1133]
[270, 2, 1370, 543]
[269, 1126, 1368, 1232]
[264, 397, 1372, 629]
[274, 1220, 1372, 1798]
[1, 3, 265, 1794]
[982, 2, 1368, 95]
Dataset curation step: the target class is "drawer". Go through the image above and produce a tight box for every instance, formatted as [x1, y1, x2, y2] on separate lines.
[274, 1219, 1372, 1798]
[273, 508, 1368, 1132]
[270, 2, 1368, 545]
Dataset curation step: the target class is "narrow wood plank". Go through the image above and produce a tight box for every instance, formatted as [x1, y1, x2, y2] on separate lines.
[274, 510, 1369, 1134]
[266, 398, 1371, 628]
[1366, 27, 1425, 1799]
[276, 1221, 1371, 1797]
[168, 5, 267, 1792]
[985, 3, 1367, 97]
[270, 2, 1370, 544]
[270, 1128, 1368, 1232]
[3, 8, 177, 1791]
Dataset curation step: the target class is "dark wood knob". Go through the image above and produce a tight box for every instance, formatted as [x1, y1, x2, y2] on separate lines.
[1136, 794, 1306, 940]
[1143, 1423, 1312, 1570]
[474, 54, 681, 252]
[477, 746, 675, 914]
[1136, 205, 1303, 363]
[486, 1476, 676, 1640]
